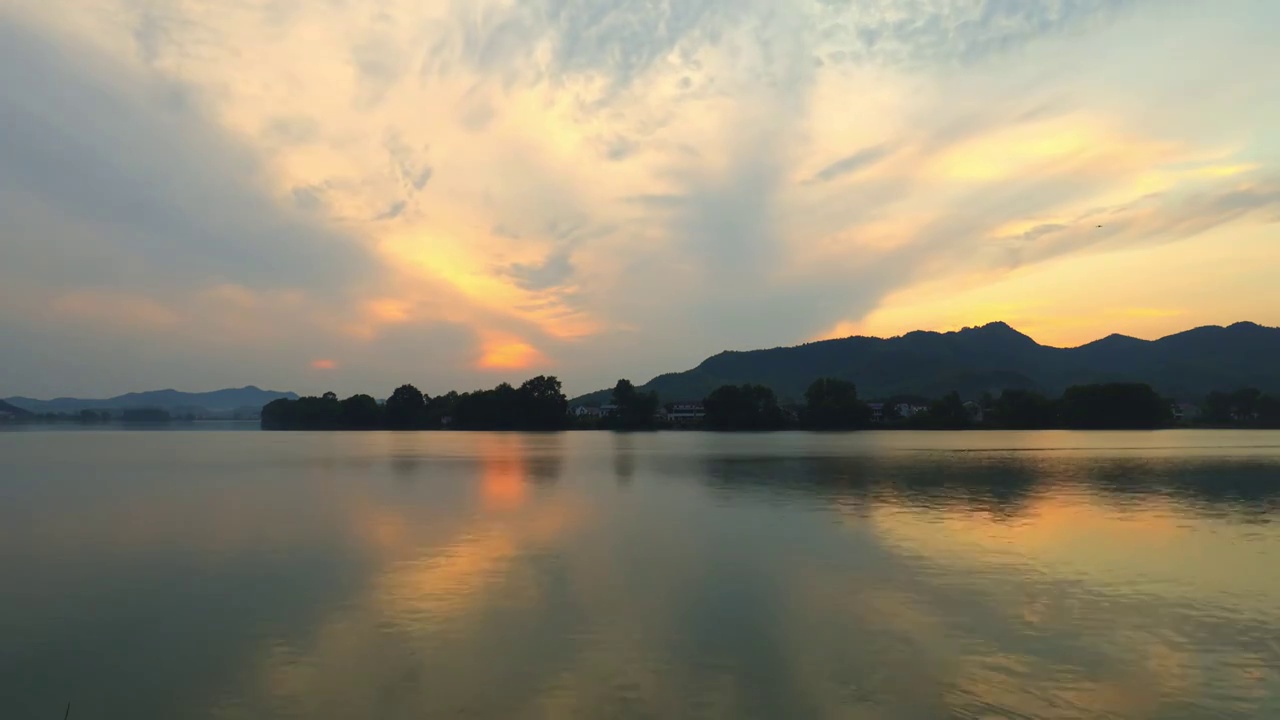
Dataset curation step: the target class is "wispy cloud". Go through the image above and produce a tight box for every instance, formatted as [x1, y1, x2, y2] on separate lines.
[504, 247, 576, 292]
[807, 144, 895, 184]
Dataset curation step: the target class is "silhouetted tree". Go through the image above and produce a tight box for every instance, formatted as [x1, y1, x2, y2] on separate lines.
[802, 378, 869, 429]
[300, 396, 343, 428]
[1231, 388, 1264, 421]
[1060, 383, 1170, 429]
[1203, 391, 1233, 424]
[610, 379, 659, 430]
[1259, 394, 1280, 428]
[1204, 388, 1280, 427]
[385, 384, 427, 429]
[517, 375, 569, 430]
[612, 378, 636, 404]
[453, 383, 520, 429]
[261, 398, 293, 429]
[991, 389, 1057, 429]
[918, 391, 969, 429]
[340, 394, 382, 429]
[426, 391, 459, 427]
[704, 384, 785, 430]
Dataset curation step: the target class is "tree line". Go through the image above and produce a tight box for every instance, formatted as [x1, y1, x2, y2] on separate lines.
[964, 385, 1276, 430]
[1201, 388, 1280, 427]
[679, 381, 1273, 431]
[259, 376, 1280, 432]
[262, 375, 570, 431]
[262, 377, 673, 432]
[689, 379, 1180, 431]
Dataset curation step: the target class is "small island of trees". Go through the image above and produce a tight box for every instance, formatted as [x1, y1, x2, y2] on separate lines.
[255, 372, 1280, 433]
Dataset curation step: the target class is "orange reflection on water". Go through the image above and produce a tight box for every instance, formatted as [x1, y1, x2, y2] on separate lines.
[350, 501, 413, 557]
[863, 489, 1280, 616]
[480, 454, 529, 511]
[376, 434, 579, 625]
[475, 434, 535, 511]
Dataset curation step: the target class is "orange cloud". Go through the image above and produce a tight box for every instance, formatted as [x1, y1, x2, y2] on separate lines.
[310, 359, 338, 370]
[365, 298, 413, 324]
[476, 333, 545, 371]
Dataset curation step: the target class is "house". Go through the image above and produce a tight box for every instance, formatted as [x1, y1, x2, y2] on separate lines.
[963, 401, 984, 424]
[667, 402, 705, 423]
[867, 402, 885, 423]
[895, 403, 927, 419]
[572, 404, 618, 419]
[1172, 403, 1201, 424]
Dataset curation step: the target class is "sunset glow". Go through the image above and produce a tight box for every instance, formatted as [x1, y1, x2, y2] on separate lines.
[476, 335, 545, 372]
[1, 0, 1277, 397]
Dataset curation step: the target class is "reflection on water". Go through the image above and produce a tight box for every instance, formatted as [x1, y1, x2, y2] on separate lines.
[2, 430, 1279, 719]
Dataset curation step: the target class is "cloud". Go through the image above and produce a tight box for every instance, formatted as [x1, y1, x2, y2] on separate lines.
[806, 144, 895, 184]
[376, 200, 407, 221]
[351, 32, 406, 107]
[3, 0, 1279, 399]
[262, 115, 321, 146]
[385, 131, 433, 192]
[0, 13, 374, 296]
[504, 247, 576, 292]
[827, 0, 1140, 66]
[476, 334, 546, 371]
[291, 185, 327, 211]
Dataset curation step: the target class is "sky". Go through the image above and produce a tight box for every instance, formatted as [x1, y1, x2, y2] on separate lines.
[1, 0, 1278, 399]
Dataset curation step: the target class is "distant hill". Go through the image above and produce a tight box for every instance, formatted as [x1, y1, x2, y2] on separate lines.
[0, 399, 33, 417]
[4, 386, 299, 415]
[572, 321, 1280, 405]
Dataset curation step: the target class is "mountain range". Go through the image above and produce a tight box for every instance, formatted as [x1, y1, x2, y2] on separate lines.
[572, 321, 1280, 405]
[3, 386, 299, 415]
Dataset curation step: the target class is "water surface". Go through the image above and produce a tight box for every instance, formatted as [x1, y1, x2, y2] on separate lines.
[2, 430, 1279, 718]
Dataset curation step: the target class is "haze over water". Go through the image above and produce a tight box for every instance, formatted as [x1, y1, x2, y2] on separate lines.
[3, 429, 1279, 719]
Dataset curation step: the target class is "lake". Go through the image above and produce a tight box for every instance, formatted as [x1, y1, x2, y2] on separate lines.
[2, 429, 1279, 719]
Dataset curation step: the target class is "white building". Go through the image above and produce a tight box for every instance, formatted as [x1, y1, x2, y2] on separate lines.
[895, 404, 928, 419]
[867, 403, 885, 422]
[573, 404, 618, 419]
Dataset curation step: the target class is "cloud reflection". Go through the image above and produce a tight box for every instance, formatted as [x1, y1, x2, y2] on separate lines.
[10, 432, 1278, 718]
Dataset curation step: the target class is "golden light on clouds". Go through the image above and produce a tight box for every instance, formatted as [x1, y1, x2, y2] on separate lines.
[311, 359, 338, 370]
[2, 0, 1278, 397]
[929, 119, 1087, 180]
[928, 115, 1174, 182]
[364, 298, 413, 324]
[477, 333, 544, 371]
